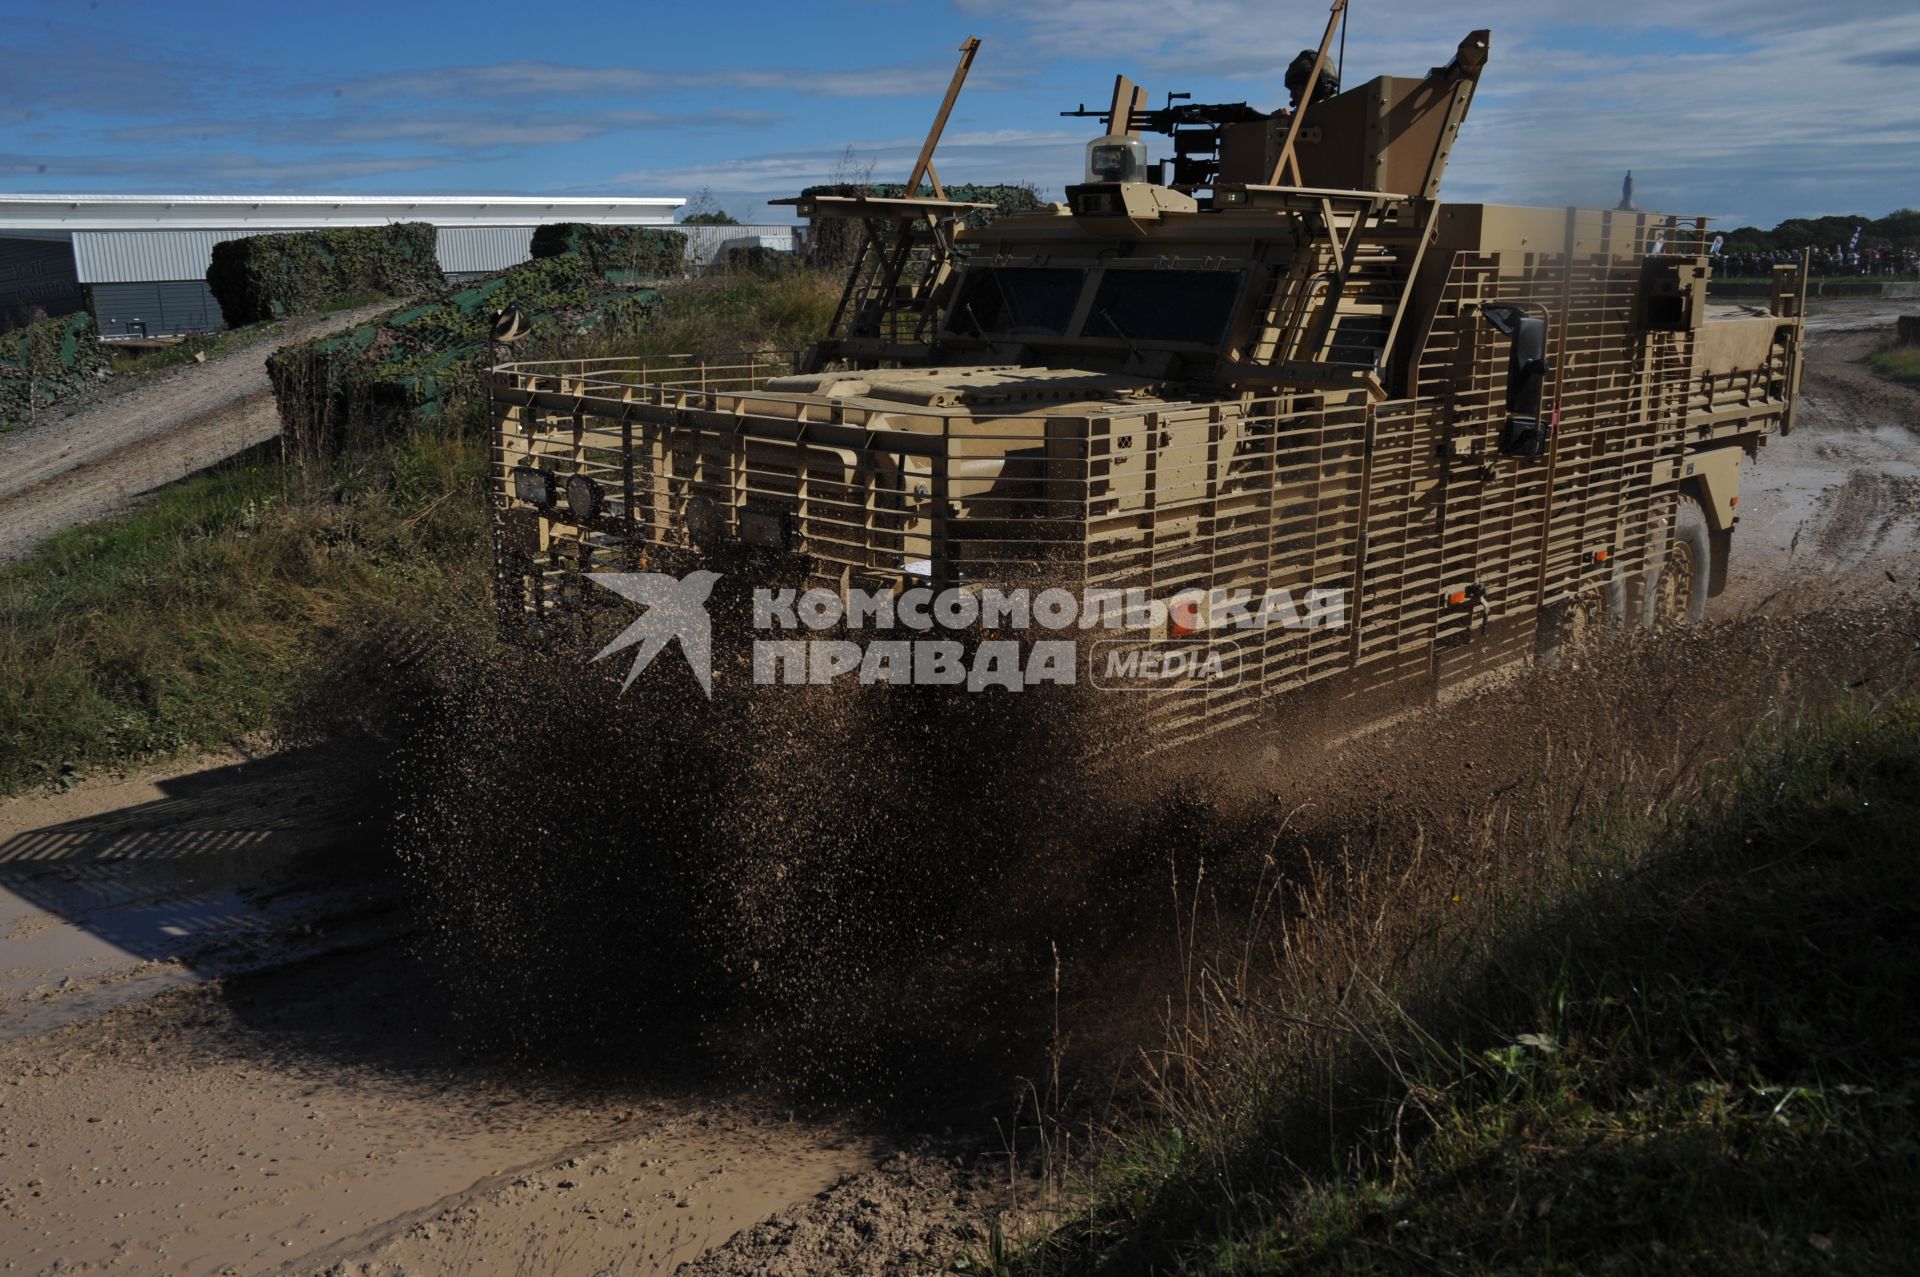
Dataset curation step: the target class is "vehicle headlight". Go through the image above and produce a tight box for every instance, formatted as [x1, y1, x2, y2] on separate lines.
[684, 495, 722, 547]
[739, 504, 793, 552]
[565, 474, 603, 521]
[512, 465, 555, 508]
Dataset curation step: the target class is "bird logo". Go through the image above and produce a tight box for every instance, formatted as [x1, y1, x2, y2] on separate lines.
[587, 571, 722, 698]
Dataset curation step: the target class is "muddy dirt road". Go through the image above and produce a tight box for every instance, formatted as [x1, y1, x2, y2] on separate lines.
[0, 303, 391, 564]
[1715, 316, 1920, 608]
[0, 303, 1915, 1275]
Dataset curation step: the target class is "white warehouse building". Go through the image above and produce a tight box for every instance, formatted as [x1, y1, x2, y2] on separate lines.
[0, 194, 798, 338]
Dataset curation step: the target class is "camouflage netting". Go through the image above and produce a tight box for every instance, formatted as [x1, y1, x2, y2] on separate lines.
[798, 182, 1046, 267]
[268, 250, 657, 462]
[719, 244, 805, 276]
[0, 310, 110, 431]
[207, 222, 445, 326]
[529, 224, 688, 283]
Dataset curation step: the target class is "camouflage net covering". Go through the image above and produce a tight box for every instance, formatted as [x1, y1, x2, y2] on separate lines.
[0, 310, 111, 431]
[799, 182, 1045, 266]
[529, 224, 688, 283]
[268, 251, 656, 462]
[206, 222, 445, 326]
[719, 244, 804, 276]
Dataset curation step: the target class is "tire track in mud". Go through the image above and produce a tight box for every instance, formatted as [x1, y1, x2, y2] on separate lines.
[0, 302, 393, 562]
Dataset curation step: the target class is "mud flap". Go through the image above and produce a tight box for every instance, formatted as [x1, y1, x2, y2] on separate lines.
[1708, 527, 1732, 597]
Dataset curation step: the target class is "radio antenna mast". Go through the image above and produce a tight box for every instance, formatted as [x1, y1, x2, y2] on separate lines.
[1338, 0, 1349, 80]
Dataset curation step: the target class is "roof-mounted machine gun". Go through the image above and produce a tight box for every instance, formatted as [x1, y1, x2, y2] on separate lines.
[1062, 11, 1486, 205]
[1056, 44, 1345, 192]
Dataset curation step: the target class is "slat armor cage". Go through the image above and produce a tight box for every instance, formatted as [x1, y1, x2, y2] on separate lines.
[490, 27, 1806, 742]
[490, 213, 1803, 742]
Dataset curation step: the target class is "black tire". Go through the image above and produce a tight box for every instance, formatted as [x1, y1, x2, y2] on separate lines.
[1537, 577, 1626, 668]
[1644, 493, 1712, 628]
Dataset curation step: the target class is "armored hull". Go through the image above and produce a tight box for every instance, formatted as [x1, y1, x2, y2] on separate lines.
[490, 29, 1805, 738]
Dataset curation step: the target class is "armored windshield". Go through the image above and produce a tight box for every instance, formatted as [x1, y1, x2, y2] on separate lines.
[949, 267, 1084, 339]
[1087, 270, 1243, 347]
[946, 264, 1246, 349]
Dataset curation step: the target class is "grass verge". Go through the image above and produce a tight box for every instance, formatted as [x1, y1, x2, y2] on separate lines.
[1012, 698, 1920, 1275]
[587, 268, 840, 360]
[0, 427, 489, 794]
[1865, 344, 1920, 386]
[0, 267, 841, 796]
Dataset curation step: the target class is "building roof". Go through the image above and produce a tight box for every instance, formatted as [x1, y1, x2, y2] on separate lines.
[0, 194, 683, 232]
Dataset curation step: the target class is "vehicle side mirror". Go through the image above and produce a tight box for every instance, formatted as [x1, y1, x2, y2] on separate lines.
[1480, 304, 1552, 459]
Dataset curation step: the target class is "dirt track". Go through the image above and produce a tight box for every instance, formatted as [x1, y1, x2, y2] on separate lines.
[1715, 315, 1920, 607]
[0, 301, 1915, 1275]
[0, 303, 391, 563]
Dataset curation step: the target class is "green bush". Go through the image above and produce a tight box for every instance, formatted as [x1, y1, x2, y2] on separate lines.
[268, 252, 657, 461]
[798, 182, 1045, 267]
[0, 310, 111, 431]
[529, 223, 688, 282]
[206, 222, 444, 325]
[718, 244, 804, 277]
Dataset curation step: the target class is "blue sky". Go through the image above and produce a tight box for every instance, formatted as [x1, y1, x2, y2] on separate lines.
[3, 0, 1915, 229]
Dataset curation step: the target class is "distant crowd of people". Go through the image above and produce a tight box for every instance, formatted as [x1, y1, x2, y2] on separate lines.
[1721, 245, 1920, 279]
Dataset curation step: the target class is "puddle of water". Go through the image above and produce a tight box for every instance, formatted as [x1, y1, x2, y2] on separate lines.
[0, 751, 359, 1037]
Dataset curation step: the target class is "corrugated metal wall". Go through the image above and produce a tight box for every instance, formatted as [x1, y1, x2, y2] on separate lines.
[0, 237, 86, 332]
[72, 223, 802, 287]
[67, 222, 803, 335]
[679, 224, 797, 265]
[436, 226, 536, 274]
[72, 230, 252, 284]
[90, 281, 226, 337]
[73, 226, 546, 285]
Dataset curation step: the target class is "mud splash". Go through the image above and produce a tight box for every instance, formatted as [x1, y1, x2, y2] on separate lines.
[371, 574, 1920, 1115]
[382, 627, 1192, 1099]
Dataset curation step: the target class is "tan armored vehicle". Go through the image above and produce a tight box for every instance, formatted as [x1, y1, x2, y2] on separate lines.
[490, 14, 1805, 739]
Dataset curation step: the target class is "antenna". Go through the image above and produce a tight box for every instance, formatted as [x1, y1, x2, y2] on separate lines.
[1338, 0, 1349, 81]
[1270, 0, 1349, 186]
[905, 37, 981, 200]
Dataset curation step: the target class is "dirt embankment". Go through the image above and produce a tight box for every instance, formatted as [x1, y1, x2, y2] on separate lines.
[0, 303, 393, 563]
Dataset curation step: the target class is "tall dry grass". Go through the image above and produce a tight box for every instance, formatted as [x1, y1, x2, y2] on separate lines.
[1001, 599, 1920, 1274]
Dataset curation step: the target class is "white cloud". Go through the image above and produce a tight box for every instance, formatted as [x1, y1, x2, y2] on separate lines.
[334, 59, 1020, 103]
[603, 128, 1086, 197]
[955, 0, 1920, 223]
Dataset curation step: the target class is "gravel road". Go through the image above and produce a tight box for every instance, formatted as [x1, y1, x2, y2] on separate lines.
[0, 303, 392, 563]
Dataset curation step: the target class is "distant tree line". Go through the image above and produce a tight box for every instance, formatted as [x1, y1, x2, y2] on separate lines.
[1721, 208, 1920, 254]
[1719, 208, 1920, 279]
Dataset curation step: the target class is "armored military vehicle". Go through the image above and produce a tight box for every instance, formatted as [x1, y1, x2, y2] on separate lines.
[489, 14, 1805, 740]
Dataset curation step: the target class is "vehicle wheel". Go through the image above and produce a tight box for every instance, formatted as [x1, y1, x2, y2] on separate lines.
[1644, 494, 1712, 628]
[1537, 577, 1626, 668]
